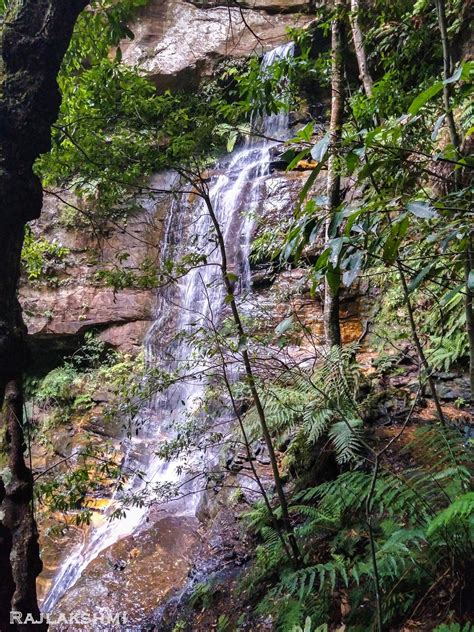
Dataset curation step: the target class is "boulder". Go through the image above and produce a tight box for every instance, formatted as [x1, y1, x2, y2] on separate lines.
[121, 0, 312, 91]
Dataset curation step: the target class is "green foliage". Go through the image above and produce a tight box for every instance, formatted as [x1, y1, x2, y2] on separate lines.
[217, 614, 231, 631]
[61, 0, 149, 72]
[244, 423, 472, 629]
[243, 344, 365, 466]
[427, 492, 474, 539]
[30, 336, 143, 528]
[31, 334, 115, 435]
[36, 366, 78, 405]
[292, 619, 327, 632]
[70, 330, 117, 370]
[429, 331, 469, 372]
[190, 580, 217, 610]
[38, 60, 228, 223]
[34, 0, 247, 229]
[21, 226, 69, 283]
[95, 257, 158, 290]
[36, 444, 124, 528]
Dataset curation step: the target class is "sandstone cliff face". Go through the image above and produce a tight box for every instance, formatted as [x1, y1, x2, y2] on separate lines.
[121, 0, 312, 90]
[20, 174, 171, 355]
[21, 0, 313, 355]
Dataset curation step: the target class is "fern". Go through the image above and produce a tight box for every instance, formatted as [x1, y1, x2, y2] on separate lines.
[328, 419, 363, 463]
[427, 492, 474, 539]
[242, 377, 472, 629]
[273, 556, 349, 602]
[291, 618, 328, 632]
[429, 332, 469, 371]
[274, 598, 305, 631]
[243, 500, 271, 532]
[243, 344, 365, 465]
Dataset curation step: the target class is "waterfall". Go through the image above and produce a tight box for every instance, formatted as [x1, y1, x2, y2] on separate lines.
[42, 41, 294, 614]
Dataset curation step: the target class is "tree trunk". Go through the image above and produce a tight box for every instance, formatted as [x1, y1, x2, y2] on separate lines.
[0, 0, 87, 625]
[434, 0, 473, 400]
[349, 0, 373, 97]
[465, 238, 474, 403]
[324, 0, 345, 347]
[1, 380, 43, 622]
[434, 0, 460, 150]
[0, 479, 15, 632]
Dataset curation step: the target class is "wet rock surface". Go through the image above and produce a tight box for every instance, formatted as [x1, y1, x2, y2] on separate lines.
[149, 504, 254, 631]
[121, 0, 312, 91]
[435, 375, 472, 402]
[46, 514, 201, 629]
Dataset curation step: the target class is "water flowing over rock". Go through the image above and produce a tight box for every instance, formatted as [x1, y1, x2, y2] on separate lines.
[41, 44, 296, 621]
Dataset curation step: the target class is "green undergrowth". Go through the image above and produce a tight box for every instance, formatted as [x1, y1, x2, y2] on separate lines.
[27, 333, 145, 528]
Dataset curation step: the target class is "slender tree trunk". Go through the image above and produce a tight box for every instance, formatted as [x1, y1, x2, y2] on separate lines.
[349, 0, 373, 97]
[465, 238, 474, 402]
[324, 0, 345, 347]
[200, 188, 302, 566]
[219, 354, 294, 561]
[0, 1, 87, 625]
[434, 0, 473, 400]
[434, 0, 460, 150]
[396, 261, 446, 425]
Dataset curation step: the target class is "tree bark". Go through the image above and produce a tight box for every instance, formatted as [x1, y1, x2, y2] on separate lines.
[349, 0, 373, 97]
[465, 238, 474, 403]
[324, 0, 345, 347]
[1, 381, 43, 622]
[0, 0, 87, 626]
[0, 479, 15, 632]
[434, 0, 473, 401]
[434, 0, 460, 150]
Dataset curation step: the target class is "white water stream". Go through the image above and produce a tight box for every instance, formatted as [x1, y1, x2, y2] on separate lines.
[43, 42, 293, 614]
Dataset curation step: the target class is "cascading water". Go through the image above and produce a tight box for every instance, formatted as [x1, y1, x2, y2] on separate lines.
[43, 41, 294, 616]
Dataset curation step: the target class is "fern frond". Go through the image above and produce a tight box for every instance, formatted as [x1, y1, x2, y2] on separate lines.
[328, 419, 364, 464]
[427, 491, 474, 538]
[303, 406, 333, 443]
[274, 556, 349, 603]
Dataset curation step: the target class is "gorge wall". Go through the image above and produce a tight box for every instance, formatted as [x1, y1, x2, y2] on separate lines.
[24, 0, 366, 624]
[21, 0, 316, 358]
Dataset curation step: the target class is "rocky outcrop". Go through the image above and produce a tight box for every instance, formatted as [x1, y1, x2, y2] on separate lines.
[19, 0, 313, 354]
[20, 175, 172, 355]
[121, 0, 312, 90]
[23, 285, 153, 344]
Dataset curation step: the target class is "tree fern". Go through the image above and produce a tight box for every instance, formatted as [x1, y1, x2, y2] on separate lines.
[242, 344, 365, 465]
